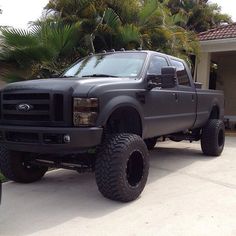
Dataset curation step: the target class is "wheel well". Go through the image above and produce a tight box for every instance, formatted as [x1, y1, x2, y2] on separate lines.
[209, 106, 220, 119]
[106, 107, 142, 136]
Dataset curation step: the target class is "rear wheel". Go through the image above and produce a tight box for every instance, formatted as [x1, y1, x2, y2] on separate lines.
[0, 146, 48, 183]
[95, 133, 149, 202]
[144, 137, 158, 150]
[201, 119, 225, 156]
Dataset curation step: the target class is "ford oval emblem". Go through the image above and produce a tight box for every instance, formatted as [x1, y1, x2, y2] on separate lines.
[17, 103, 33, 112]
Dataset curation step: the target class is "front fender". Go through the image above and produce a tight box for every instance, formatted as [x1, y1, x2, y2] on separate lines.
[96, 95, 144, 129]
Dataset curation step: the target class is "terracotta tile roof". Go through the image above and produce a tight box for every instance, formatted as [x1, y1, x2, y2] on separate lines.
[198, 23, 236, 41]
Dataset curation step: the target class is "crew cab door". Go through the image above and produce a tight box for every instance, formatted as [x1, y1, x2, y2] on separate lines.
[143, 55, 183, 138]
[169, 58, 197, 130]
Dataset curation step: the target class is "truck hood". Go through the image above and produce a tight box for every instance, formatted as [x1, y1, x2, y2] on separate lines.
[2, 77, 131, 97]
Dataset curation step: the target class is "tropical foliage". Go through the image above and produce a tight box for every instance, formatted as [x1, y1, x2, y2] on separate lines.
[44, 0, 200, 54]
[167, 0, 232, 32]
[0, 0, 231, 81]
[0, 172, 6, 182]
[0, 22, 79, 81]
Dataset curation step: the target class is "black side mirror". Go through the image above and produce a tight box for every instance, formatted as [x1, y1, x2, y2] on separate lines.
[160, 67, 177, 89]
[147, 74, 161, 90]
[147, 66, 177, 90]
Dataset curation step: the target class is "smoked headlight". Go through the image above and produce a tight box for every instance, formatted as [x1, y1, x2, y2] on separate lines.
[73, 98, 99, 127]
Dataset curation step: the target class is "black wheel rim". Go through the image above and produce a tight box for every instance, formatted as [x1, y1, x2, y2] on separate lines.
[126, 150, 144, 187]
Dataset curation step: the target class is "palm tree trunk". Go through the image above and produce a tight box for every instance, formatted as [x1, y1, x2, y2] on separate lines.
[90, 34, 95, 53]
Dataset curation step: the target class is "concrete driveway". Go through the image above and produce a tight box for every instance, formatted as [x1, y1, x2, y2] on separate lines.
[1, 137, 236, 236]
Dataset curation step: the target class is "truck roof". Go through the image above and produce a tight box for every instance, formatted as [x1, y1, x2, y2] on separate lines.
[92, 50, 184, 63]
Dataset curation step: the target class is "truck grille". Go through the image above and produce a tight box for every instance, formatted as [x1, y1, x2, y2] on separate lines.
[0, 92, 66, 126]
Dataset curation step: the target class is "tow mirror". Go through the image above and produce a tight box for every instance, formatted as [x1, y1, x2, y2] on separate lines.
[147, 74, 161, 90]
[147, 66, 177, 90]
[160, 67, 177, 89]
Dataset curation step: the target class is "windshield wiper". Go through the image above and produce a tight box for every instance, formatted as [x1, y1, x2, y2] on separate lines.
[82, 74, 118, 78]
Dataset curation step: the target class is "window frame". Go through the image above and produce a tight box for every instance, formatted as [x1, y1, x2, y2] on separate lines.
[146, 54, 170, 76]
[169, 58, 193, 88]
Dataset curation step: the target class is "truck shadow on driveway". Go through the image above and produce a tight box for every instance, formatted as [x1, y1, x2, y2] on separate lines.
[149, 143, 208, 179]
[0, 142, 215, 236]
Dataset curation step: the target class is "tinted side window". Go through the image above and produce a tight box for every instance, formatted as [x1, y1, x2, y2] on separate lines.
[147, 56, 168, 75]
[171, 60, 191, 87]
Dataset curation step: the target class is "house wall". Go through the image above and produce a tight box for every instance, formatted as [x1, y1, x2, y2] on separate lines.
[196, 52, 211, 89]
[214, 54, 236, 116]
[197, 39, 236, 117]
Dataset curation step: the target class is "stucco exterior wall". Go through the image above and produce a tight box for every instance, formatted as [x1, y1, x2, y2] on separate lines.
[196, 52, 211, 89]
[215, 55, 236, 116]
[197, 39, 236, 117]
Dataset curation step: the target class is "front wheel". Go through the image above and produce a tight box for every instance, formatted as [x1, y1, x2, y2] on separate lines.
[0, 146, 48, 183]
[95, 133, 149, 202]
[201, 119, 225, 156]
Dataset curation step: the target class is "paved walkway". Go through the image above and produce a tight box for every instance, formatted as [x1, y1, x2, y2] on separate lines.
[1, 138, 236, 236]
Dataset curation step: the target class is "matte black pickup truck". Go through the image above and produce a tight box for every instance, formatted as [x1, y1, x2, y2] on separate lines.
[0, 50, 225, 202]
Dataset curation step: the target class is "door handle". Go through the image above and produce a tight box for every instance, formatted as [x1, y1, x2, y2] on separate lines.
[173, 93, 178, 102]
[192, 94, 195, 102]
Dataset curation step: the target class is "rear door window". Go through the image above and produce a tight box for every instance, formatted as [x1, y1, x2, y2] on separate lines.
[170, 59, 191, 87]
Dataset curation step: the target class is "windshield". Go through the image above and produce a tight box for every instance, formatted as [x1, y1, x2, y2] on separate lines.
[63, 52, 147, 78]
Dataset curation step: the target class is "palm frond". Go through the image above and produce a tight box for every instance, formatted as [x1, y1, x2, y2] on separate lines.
[172, 11, 188, 27]
[139, 0, 160, 26]
[118, 24, 141, 47]
[0, 28, 38, 48]
[103, 8, 121, 29]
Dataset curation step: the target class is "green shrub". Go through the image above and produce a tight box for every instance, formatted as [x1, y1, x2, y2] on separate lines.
[0, 172, 6, 182]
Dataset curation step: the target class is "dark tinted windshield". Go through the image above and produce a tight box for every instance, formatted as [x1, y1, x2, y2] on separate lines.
[63, 52, 147, 78]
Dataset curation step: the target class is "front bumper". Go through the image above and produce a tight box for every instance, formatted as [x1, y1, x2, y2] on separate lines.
[0, 125, 103, 154]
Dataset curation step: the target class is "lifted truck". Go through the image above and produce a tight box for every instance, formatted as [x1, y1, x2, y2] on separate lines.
[0, 50, 225, 202]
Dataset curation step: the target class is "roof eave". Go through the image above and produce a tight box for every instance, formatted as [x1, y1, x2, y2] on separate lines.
[200, 38, 236, 53]
[200, 37, 236, 45]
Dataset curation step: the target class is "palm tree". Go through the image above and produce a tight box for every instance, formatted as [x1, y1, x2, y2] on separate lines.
[167, 0, 232, 32]
[114, 0, 199, 63]
[0, 0, 201, 82]
[45, 0, 198, 55]
[0, 22, 79, 81]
